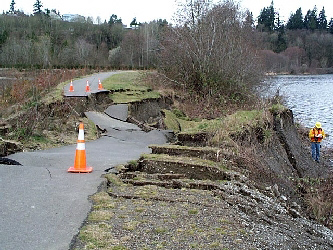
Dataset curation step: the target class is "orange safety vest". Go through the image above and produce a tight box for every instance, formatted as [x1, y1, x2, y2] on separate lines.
[309, 127, 325, 142]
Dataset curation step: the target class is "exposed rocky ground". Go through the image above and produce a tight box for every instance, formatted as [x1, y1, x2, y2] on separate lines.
[71, 107, 333, 249]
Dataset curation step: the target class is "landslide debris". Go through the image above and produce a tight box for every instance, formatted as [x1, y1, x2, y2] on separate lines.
[71, 138, 333, 249]
[71, 111, 333, 249]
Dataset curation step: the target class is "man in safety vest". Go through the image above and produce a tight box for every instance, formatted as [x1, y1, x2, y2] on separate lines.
[309, 122, 325, 163]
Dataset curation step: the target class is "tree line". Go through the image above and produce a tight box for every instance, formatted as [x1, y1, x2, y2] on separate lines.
[257, 3, 333, 32]
[1, 0, 333, 75]
[1, 0, 168, 69]
[255, 1, 333, 73]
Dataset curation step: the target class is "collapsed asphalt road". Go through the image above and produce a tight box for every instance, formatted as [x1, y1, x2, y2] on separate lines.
[0, 72, 169, 250]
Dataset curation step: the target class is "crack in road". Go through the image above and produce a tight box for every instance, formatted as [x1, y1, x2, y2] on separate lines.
[45, 167, 52, 178]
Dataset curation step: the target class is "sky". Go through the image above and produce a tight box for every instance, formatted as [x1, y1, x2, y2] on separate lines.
[1, 0, 333, 26]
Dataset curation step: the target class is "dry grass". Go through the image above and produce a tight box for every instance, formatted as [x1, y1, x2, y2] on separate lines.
[1, 68, 99, 150]
[74, 180, 248, 250]
[303, 176, 333, 229]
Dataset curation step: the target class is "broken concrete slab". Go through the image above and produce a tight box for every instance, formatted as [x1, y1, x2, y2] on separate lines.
[104, 104, 128, 121]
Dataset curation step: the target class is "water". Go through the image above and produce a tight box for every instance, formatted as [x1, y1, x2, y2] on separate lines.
[264, 74, 333, 148]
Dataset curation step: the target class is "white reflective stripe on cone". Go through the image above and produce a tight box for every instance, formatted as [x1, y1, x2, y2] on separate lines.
[78, 130, 84, 140]
[76, 142, 85, 150]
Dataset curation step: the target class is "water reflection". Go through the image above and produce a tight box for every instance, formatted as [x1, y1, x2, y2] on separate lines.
[264, 74, 333, 148]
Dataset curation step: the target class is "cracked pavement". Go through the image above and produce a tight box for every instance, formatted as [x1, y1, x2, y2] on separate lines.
[0, 72, 168, 250]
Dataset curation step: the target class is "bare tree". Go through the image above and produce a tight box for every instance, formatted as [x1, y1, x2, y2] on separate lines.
[260, 49, 288, 73]
[0, 37, 34, 66]
[120, 30, 145, 68]
[281, 46, 306, 72]
[75, 39, 95, 67]
[35, 35, 51, 67]
[159, 0, 262, 99]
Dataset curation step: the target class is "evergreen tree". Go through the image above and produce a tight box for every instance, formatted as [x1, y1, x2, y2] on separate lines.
[274, 27, 287, 53]
[156, 19, 168, 28]
[303, 10, 310, 29]
[109, 14, 122, 26]
[317, 7, 327, 30]
[273, 15, 287, 53]
[257, 1, 276, 32]
[329, 18, 333, 34]
[0, 30, 9, 46]
[130, 17, 139, 27]
[9, 0, 15, 14]
[275, 12, 283, 31]
[45, 8, 50, 17]
[33, 0, 43, 15]
[287, 8, 303, 30]
[304, 7, 318, 30]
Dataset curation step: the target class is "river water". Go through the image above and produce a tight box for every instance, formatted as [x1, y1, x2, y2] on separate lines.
[264, 74, 333, 149]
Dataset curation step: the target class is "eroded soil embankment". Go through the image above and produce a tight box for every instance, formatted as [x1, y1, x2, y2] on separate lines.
[70, 108, 333, 249]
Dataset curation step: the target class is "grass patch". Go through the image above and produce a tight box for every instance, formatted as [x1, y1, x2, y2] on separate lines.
[111, 246, 128, 250]
[90, 191, 117, 212]
[102, 71, 160, 103]
[79, 224, 116, 248]
[162, 109, 182, 132]
[209, 242, 220, 248]
[223, 110, 265, 132]
[149, 144, 220, 151]
[219, 218, 233, 224]
[162, 109, 222, 133]
[134, 185, 159, 199]
[111, 90, 160, 104]
[209, 109, 270, 145]
[90, 192, 112, 204]
[269, 104, 287, 114]
[188, 209, 199, 215]
[105, 174, 126, 187]
[135, 207, 146, 213]
[155, 227, 168, 234]
[215, 227, 228, 235]
[40, 79, 73, 105]
[165, 109, 266, 136]
[31, 134, 49, 144]
[86, 119, 98, 140]
[88, 210, 114, 222]
[141, 153, 227, 170]
[162, 108, 272, 147]
[122, 221, 140, 231]
[102, 71, 145, 91]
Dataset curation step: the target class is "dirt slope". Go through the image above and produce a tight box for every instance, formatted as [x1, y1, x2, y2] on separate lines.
[71, 108, 333, 249]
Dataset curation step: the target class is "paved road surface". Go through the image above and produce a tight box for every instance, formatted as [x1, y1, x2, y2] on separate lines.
[0, 72, 168, 250]
[63, 71, 119, 97]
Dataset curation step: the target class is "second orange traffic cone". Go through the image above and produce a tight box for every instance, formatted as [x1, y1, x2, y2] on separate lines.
[85, 80, 91, 92]
[68, 123, 93, 173]
[98, 79, 103, 90]
[69, 80, 74, 92]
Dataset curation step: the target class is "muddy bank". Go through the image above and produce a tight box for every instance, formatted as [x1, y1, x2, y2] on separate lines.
[232, 108, 332, 219]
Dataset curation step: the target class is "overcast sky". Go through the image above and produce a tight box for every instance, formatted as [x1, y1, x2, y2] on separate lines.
[1, 0, 333, 26]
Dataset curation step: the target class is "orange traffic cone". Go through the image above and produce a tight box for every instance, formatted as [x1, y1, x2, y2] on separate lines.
[68, 123, 93, 173]
[98, 79, 103, 90]
[69, 80, 74, 92]
[85, 80, 91, 92]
